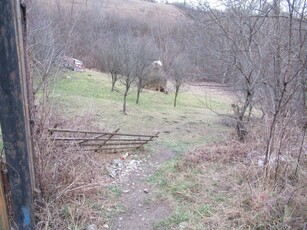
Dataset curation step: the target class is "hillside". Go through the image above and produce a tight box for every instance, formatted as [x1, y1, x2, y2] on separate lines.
[102, 0, 187, 25]
[48, 0, 187, 26]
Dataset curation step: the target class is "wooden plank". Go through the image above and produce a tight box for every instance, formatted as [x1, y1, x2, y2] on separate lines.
[0, 0, 35, 228]
[20, 2, 36, 193]
[49, 128, 159, 138]
[54, 137, 152, 141]
[77, 133, 108, 144]
[0, 168, 9, 230]
[134, 131, 159, 149]
[81, 141, 149, 146]
[97, 128, 120, 149]
[83, 147, 138, 151]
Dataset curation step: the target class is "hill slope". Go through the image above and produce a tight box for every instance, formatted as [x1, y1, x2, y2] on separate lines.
[48, 0, 187, 25]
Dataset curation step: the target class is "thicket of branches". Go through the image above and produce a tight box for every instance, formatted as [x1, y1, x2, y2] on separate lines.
[183, 1, 306, 227]
[186, 0, 306, 169]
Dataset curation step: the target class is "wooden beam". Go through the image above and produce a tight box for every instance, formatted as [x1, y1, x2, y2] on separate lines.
[49, 128, 159, 138]
[81, 142, 149, 146]
[54, 137, 152, 142]
[77, 133, 108, 144]
[0, 168, 9, 230]
[0, 0, 35, 228]
[84, 146, 139, 151]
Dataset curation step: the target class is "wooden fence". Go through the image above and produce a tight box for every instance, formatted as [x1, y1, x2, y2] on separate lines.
[49, 128, 159, 153]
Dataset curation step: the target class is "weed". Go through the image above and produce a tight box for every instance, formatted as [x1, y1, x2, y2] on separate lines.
[196, 204, 213, 217]
[156, 207, 192, 228]
[108, 185, 122, 198]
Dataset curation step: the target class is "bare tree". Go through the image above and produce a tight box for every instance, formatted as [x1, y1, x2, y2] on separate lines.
[114, 35, 156, 113]
[27, 0, 77, 95]
[100, 37, 122, 91]
[194, 0, 307, 176]
[258, 0, 307, 169]
[135, 40, 158, 104]
[151, 23, 186, 76]
[195, 0, 274, 141]
[170, 53, 189, 107]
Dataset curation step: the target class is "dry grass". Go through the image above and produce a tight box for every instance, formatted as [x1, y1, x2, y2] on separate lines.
[191, 132, 306, 229]
[34, 110, 122, 229]
[152, 120, 306, 229]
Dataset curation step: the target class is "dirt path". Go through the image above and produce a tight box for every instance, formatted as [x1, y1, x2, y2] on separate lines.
[111, 148, 176, 230]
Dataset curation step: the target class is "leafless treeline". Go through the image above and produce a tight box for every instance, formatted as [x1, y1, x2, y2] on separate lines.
[26, 0, 306, 170]
[26, 0, 192, 112]
[186, 0, 306, 173]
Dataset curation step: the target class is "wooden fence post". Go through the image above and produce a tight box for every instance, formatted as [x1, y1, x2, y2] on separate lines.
[0, 0, 35, 229]
[0, 171, 9, 229]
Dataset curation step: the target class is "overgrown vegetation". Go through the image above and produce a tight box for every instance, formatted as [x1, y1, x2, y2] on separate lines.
[150, 126, 306, 229]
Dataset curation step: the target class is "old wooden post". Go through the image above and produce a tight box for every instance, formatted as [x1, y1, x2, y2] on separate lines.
[0, 169, 9, 229]
[0, 0, 35, 229]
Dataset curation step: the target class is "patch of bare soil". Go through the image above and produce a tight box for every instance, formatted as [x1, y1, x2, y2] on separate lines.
[111, 148, 176, 230]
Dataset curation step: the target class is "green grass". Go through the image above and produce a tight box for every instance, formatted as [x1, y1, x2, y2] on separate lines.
[49, 69, 234, 229]
[108, 185, 122, 198]
[149, 158, 236, 229]
[52, 70, 231, 153]
[155, 207, 192, 229]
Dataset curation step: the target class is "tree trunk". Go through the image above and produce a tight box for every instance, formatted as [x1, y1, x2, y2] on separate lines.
[304, 76, 307, 129]
[111, 74, 117, 92]
[111, 80, 115, 92]
[273, 0, 281, 112]
[123, 93, 127, 114]
[231, 104, 246, 142]
[136, 89, 141, 104]
[174, 90, 178, 107]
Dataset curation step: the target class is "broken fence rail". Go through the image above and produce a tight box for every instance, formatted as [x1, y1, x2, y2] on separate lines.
[49, 128, 159, 153]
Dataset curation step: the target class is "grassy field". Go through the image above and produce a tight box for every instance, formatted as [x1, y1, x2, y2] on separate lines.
[47, 69, 235, 229]
[52, 70, 232, 154]
[42, 69, 306, 229]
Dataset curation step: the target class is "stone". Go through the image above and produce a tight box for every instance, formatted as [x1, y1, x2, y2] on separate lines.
[112, 159, 123, 168]
[106, 165, 117, 178]
[103, 224, 110, 229]
[86, 224, 98, 230]
[123, 189, 130, 194]
[143, 188, 149, 193]
[178, 221, 190, 230]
